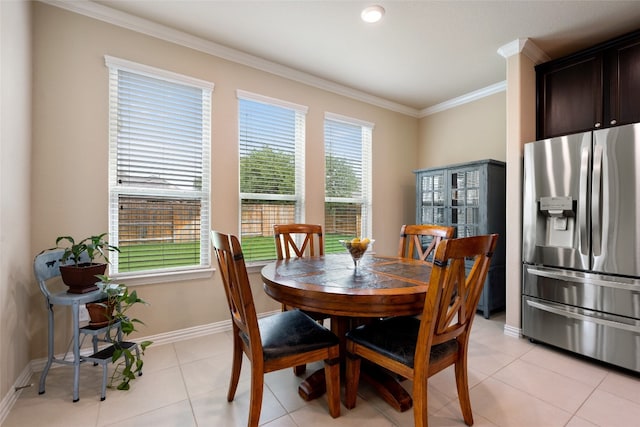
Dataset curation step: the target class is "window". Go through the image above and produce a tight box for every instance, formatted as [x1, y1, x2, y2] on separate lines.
[106, 56, 213, 276]
[324, 113, 373, 253]
[237, 90, 307, 262]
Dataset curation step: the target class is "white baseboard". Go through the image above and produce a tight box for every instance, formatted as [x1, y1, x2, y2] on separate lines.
[503, 323, 522, 338]
[0, 361, 34, 425]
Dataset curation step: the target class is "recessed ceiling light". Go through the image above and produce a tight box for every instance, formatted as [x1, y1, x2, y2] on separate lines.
[361, 5, 385, 23]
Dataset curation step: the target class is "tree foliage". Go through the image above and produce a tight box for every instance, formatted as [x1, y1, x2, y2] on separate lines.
[325, 154, 360, 197]
[240, 147, 295, 194]
[239, 147, 359, 198]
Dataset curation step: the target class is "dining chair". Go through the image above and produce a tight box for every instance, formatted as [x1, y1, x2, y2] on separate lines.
[273, 224, 329, 315]
[274, 223, 324, 259]
[398, 224, 455, 263]
[345, 234, 499, 427]
[273, 224, 329, 374]
[211, 230, 341, 426]
[272, 225, 325, 306]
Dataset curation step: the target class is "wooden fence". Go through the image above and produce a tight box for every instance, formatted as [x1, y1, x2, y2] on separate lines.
[241, 202, 361, 237]
[118, 199, 361, 243]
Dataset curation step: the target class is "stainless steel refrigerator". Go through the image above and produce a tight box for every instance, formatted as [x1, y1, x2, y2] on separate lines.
[522, 122, 640, 373]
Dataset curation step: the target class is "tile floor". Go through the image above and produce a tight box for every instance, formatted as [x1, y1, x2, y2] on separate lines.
[3, 313, 640, 427]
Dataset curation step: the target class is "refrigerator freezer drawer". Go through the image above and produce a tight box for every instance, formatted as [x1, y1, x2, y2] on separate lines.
[523, 264, 640, 319]
[522, 296, 640, 373]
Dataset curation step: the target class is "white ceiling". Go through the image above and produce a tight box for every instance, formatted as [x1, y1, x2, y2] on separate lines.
[90, 0, 640, 112]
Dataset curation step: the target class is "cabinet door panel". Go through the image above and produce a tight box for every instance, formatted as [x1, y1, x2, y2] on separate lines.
[538, 55, 603, 139]
[610, 39, 640, 125]
[420, 207, 446, 225]
[449, 168, 481, 238]
[417, 171, 446, 226]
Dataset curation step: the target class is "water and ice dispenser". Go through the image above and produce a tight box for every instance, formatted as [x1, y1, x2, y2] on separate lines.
[539, 196, 575, 248]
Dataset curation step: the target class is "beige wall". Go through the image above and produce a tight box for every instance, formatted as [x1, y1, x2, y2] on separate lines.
[29, 3, 419, 359]
[1, 0, 33, 402]
[417, 92, 506, 168]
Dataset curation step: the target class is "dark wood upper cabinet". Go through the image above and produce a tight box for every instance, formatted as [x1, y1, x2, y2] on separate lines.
[606, 38, 640, 127]
[536, 30, 640, 139]
[537, 55, 603, 138]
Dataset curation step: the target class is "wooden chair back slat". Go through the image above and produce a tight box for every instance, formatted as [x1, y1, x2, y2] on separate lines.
[274, 224, 324, 260]
[211, 231, 260, 352]
[420, 234, 498, 353]
[397, 224, 454, 263]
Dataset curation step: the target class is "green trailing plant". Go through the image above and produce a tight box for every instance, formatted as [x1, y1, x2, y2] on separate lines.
[95, 275, 153, 391]
[52, 233, 120, 266]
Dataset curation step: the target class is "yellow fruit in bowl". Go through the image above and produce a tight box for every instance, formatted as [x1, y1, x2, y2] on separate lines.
[339, 238, 374, 263]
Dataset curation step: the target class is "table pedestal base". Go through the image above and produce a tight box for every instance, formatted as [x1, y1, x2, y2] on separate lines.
[297, 365, 413, 412]
[298, 369, 327, 401]
[297, 315, 414, 411]
[360, 367, 412, 412]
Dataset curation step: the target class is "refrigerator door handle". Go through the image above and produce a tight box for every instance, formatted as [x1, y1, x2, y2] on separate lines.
[525, 299, 640, 334]
[592, 144, 603, 256]
[578, 146, 590, 255]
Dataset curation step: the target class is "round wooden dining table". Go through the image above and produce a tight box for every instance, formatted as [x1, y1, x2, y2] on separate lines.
[261, 253, 432, 412]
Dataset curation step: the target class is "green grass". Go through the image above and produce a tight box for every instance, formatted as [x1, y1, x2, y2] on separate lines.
[118, 242, 200, 272]
[324, 234, 354, 253]
[241, 233, 353, 262]
[240, 235, 276, 261]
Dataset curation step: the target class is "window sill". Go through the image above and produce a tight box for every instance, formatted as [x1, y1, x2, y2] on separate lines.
[110, 267, 215, 286]
[246, 261, 270, 274]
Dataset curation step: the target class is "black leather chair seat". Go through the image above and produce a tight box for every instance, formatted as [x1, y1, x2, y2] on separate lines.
[241, 309, 339, 361]
[346, 316, 458, 368]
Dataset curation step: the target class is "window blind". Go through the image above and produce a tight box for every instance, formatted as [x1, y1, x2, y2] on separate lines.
[106, 56, 212, 275]
[324, 114, 373, 253]
[115, 71, 205, 190]
[237, 92, 306, 262]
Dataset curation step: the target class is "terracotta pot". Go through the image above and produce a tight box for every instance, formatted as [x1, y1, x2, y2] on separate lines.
[59, 263, 107, 294]
[86, 300, 116, 327]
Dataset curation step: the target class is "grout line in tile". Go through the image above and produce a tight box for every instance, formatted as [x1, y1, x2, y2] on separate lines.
[172, 342, 201, 426]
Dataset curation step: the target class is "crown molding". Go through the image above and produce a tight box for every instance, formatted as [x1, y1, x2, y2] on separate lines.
[43, 0, 513, 119]
[419, 81, 507, 117]
[42, 0, 421, 117]
[497, 38, 550, 64]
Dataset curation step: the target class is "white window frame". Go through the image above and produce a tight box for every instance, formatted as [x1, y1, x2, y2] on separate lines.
[106, 56, 214, 282]
[237, 90, 307, 262]
[324, 112, 373, 246]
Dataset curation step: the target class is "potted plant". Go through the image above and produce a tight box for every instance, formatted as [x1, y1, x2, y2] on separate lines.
[91, 275, 153, 391]
[51, 233, 120, 294]
[86, 275, 127, 326]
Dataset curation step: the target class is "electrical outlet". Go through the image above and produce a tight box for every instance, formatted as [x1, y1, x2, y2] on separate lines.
[79, 305, 89, 322]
